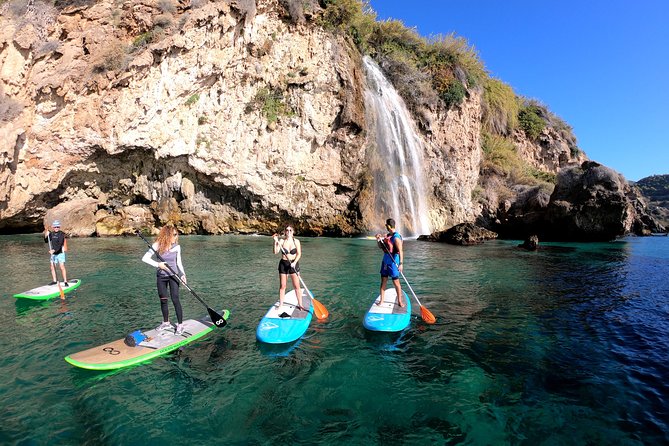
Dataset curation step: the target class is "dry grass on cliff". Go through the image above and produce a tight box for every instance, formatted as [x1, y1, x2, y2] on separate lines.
[482, 78, 519, 136]
[481, 133, 555, 187]
[0, 87, 24, 123]
[92, 38, 128, 73]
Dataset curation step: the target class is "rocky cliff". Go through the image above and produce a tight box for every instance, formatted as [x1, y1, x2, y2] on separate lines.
[0, 0, 655, 240]
[2, 0, 373, 235]
[493, 161, 665, 241]
[635, 174, 669, 230]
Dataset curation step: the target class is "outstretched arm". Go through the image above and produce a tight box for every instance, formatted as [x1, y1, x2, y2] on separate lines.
[141, 243, 161, 268]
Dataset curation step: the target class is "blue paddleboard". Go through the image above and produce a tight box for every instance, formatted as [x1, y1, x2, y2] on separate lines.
[363, 288, 411, 332]
[257, 290, 313, 344]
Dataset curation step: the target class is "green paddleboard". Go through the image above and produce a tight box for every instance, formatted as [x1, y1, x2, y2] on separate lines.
[65, 310, 230, 370]
[13, 279, 82, 300]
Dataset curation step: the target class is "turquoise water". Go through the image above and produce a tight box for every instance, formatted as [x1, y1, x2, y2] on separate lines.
[1, 234, 667, 445]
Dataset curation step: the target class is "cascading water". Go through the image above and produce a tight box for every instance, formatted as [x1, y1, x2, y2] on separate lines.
[363, 56, 431, 237]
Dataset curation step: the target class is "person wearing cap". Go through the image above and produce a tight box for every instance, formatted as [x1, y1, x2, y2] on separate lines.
[43, 220, 69, 286]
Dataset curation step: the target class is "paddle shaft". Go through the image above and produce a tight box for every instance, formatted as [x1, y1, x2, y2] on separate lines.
[136, 231, 227, 327]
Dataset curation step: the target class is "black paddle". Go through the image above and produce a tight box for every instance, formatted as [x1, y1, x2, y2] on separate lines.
[136, 230, 227, 328]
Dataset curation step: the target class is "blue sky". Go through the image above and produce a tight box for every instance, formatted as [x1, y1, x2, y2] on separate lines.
[367, 0, 669, 181]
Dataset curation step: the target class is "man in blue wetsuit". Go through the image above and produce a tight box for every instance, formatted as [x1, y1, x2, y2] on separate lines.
[43, 220, 69, 286]
[375, 218, 405, 307]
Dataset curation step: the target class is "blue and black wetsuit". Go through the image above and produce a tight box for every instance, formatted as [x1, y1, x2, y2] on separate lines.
[380, 231, 402, 279]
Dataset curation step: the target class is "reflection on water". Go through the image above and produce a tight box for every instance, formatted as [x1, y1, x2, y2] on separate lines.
[0, 234, 667, 444]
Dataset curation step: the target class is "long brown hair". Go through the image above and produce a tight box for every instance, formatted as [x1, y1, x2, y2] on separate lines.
[156, 225, 177, 254]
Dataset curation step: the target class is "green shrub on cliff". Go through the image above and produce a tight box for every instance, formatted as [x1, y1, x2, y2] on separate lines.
[421, 34, 486, 88]
[439, 80, 467, 108]
[369, 18, 424, 55]
[248, 87, 293, 124]
[319, 0, 376, 50]
[518, 104, 546, 140]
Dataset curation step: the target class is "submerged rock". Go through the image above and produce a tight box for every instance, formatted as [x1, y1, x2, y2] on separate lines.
[518, 235, 539, 251]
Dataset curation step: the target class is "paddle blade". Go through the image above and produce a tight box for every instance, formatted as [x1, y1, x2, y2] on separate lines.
[312, 298, 329, 320]
[58, 283, 65, 300]
[207, 308, 228, 328]
[420, 305, 436, 324]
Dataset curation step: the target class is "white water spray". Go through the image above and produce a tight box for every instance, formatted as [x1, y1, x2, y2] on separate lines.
[363, 57, 431, 237]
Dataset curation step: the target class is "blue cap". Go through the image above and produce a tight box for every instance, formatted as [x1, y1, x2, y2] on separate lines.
[52, 220, 61, 227]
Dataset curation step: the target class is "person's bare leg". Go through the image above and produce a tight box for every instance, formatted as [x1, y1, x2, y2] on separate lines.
[378, 276, 388, 305]
[291, 273, 302, 309]
[278, 274, 287, 308]
[60, 263, 68, 283]
[393, 278, 404, 307]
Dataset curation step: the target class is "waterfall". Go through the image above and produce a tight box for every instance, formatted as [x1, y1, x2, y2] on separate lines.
[363, 56, 431, 237]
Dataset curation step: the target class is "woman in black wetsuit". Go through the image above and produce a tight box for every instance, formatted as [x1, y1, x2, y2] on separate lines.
[272, 225, 304, 310]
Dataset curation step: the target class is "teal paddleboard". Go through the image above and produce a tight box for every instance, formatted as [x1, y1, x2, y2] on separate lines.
[64, 309, 230, 370]
[13, 279, 82, 300]
[363, 288, 411, 332]
[256, 290, 313, 344]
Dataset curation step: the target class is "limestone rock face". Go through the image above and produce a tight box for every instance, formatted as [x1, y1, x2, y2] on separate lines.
[45, 198, 99, 237]
[1, 0, 367, 235]
[423, 90, 483, 230]
[514, 126, 586, 173]
[635, 174, 669, 230]
[547, 162, 654, 240]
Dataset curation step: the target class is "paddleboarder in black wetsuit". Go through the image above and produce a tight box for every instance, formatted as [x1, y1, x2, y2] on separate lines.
[43, 220, 69, 286]
[272, 225, 305, 311]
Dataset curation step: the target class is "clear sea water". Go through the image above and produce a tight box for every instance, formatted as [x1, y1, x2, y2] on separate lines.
[0, 234, 667, 445]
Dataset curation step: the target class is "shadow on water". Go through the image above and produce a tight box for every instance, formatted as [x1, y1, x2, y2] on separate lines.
[363, 327, 411, 353]
[257, 339, 302, 358]
[14, 299, 51, 317]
